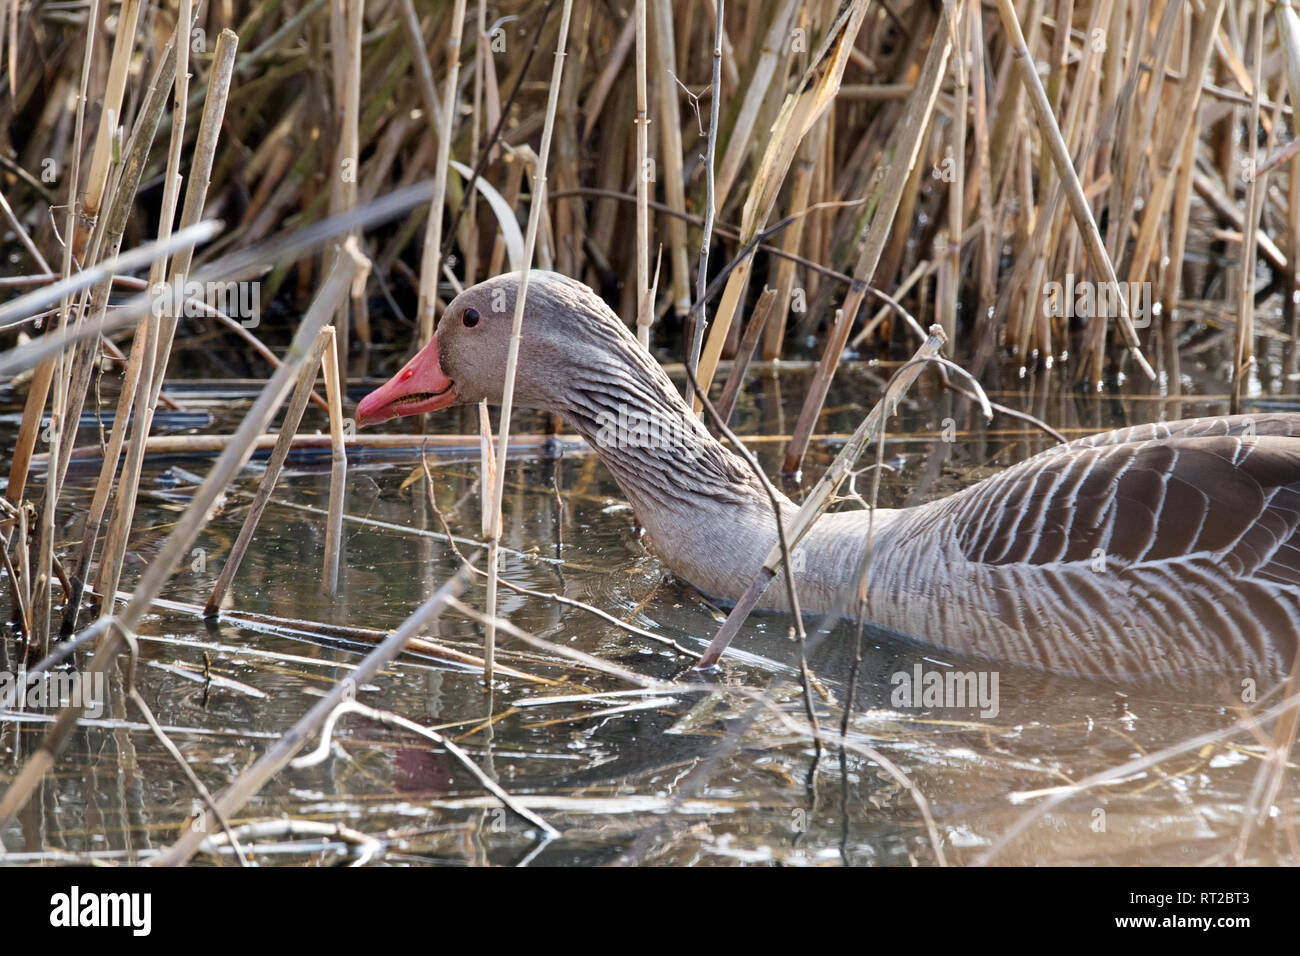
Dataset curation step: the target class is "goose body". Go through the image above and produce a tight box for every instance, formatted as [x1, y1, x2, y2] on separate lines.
[358, 271, 1300, 681]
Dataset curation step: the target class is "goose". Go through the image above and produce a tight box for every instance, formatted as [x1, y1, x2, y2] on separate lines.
[356, 271, 1300, 682]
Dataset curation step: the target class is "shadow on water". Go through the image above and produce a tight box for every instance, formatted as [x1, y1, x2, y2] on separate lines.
[2, 338, 1298, 866]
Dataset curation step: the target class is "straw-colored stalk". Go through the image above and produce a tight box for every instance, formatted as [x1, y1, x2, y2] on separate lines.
[97, 29, 239, 609]
[700, 326, 948, 668]
[27, 0, 123, 646]
[634, 0, 651, 345]
[763, 118, 824, 360]
[993, 0, 1154, 385]
[649, 0, 691, 318]
[203, 328, 335, 615]
[716, 285, 778, 423]
[783, 26, 951, 476]
[77, 0, 142, 254]
[321, 324, 348, 595]
[466, 0, 489, 285]
[713, 0, 799, 211]
[417, 0, 469, 347]
[1232, 0, 1268, 413]
[685, 0, 724, 393]
[483, 0, 577, 684]
[940, 0, 968, 353]
[693, 0, 870, 410]
[59, 32, 182, 632]
[336, 0, 366, 364]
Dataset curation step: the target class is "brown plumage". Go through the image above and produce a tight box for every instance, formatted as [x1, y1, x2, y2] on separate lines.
[358, 272, 1300, 682]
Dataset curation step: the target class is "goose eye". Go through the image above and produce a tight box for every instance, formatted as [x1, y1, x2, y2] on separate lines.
[462, 307, 480, 328]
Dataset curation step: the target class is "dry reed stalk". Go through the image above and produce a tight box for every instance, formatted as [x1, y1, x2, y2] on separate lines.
[417, 0, 468, 348]
[715, 285, 777, 424]
[1160, 119, 1199, 389]
[466, 0, 489, 285]
[30, 0, 135, 648]
[713, 0, 800, 210]
[581, 13, 636, 143]
[2, 0, 100, 588]
[58, 30, 183, 632]
[1232, 0, 1267, 413]
[52, 28, 184, 494]
[685, 0, 724, 391]
[51, 432, 578, 462]
[634, 0, 651, 345]
[693, 0, 870, 409]
[321, 324, 348, 596]
[76, 0, 142, 258]
[1126, 0, 1226, 294]
[941, 2, 967, 353]
[397, 0, 446, 132]
[649, 0, 691, 318]
[783, 25, 950, 476]
[334, 0, 366, 369]
[0, 257, 359, 838]
[96, 30, 239, 613]
[699, 325, 948, 668]
[763, 117, 825, 360]
[479, 400, 497, 538]
[483, 0, 577, 684]
[203, 328, 335, 616]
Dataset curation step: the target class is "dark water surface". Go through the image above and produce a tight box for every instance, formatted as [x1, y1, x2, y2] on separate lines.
[2, 344, 1297, 866]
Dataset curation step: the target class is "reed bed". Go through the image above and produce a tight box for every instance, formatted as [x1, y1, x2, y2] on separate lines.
[0, 0, 1299, 866]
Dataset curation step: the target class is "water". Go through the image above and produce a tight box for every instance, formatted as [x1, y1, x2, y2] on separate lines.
[1, 344, 1297, 866]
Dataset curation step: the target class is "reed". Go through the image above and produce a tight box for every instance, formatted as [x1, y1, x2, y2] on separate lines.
[5, 0, 1300, 866]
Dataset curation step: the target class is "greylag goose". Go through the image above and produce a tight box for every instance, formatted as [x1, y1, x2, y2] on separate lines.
[357, 271, 1300, 682]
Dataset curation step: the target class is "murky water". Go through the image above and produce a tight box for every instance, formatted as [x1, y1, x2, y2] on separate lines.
[2, 341, 1298, 866]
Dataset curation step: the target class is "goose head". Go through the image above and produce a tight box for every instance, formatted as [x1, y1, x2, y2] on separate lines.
[356, 271, 648, 427]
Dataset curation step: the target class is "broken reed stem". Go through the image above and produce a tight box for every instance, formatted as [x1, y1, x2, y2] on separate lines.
[3, 0, 102, 527]
[715, 285, 777, 425]
[204, 329, 335, 616]
[59, 28, 183, 632]
[698, 326, 947, 669]
[417, 0, 468, 347]
[321, 325, 347, 595]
